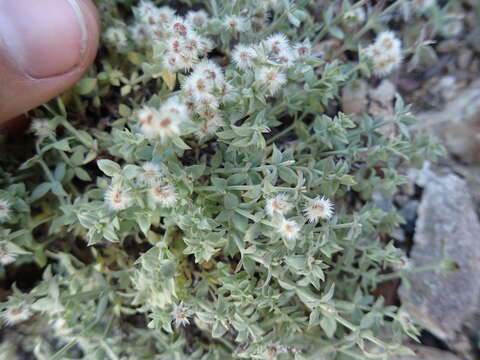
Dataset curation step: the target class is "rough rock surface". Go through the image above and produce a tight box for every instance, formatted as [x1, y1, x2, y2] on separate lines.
[415, 79, 480, 165]
[399, 168, 480, 341]
[397, 346, 463, 360]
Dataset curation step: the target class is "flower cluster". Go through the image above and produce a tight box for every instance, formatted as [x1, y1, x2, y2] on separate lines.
[131, 2, 213, 72]
[137, 97, 188, 141]
[103, 160, 177, 214]
[365, 31, 403, 77]
[266, 193, 334, 241]
[232, 34, 311, 95]
[181, 60, 229, 139]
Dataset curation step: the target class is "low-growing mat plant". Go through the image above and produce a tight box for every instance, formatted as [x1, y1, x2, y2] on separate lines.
[0, 0, 453, 359]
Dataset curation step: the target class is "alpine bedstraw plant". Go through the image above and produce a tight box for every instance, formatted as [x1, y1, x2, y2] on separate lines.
[0, 0, 447, 359]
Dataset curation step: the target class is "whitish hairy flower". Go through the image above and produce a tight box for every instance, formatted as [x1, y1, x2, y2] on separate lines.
[157, 6, 176, 24]
[105, 27, 128, 49]
[219, 82, 237, 104]
[1, 305, 32, 326]
[183, 72, 214, 97]
[162, 96, 190, 121]
[365, 31, 403, 77]
[30, 120, 54, 139]
[168, 17, 191, 37]
[232, 44, 257, 70]
[152, 112, 182, 141]
[373, 52, 402, 77]
[258, 67, 287, 95]
[151, 184, 177, 207]
[375, 31, 401, 53]
[172, 303, 190, 328]
[294, 40, 312, 58]
[139, 162, 163, 185]
[194, 93, 219, 112]
[264, 33, 290, 55]
[412, 0, 435, 12]
[0, 246, 16, 266]
[193, 60, 225, 88]
[130, 24, 149, 46]
[137, 1, 158, 19]
[195, 114, 223, 139]
[163, 50, 197, 72]
[138, 106, 161, 137]
[278, 219, 301, 241]
[187, 10, 209, 28]
[303, 196, 334, 223]
[274, 48, 295, 67]
[265, 193, 293, 217]
[105, 183, 131, 211]
[0, 199, 11, 223]
[223, 15, 248, 33]
[180, 34, 210, 57]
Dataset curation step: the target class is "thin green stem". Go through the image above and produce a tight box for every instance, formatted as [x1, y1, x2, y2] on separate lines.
[377, 261, 444, 282]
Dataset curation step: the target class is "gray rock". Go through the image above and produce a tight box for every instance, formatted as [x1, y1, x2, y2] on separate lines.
[399, 171, 480, 341]
[396, 345, 462, 360]
[415, 79, 480, 165]
[391, 227, 406, 242]
[341, 80, 368, 115]
[373, 192, 394, 213]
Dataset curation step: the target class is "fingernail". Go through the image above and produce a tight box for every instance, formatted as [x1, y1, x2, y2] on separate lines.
[0, 0, 88, 79]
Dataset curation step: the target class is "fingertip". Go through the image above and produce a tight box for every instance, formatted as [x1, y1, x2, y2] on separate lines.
[0, 0, 100, 124]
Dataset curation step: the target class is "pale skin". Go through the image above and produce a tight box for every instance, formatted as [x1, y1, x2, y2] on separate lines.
[0, 0, 100, 125]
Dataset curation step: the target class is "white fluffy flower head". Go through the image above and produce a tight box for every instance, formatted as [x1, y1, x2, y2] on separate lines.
[105, 27, 128, 49]
[278, 219, 301, 241]
[137, 106, 161, 137]
[172, 303, 191, 328]
[303, 196, 334, 223]
[264, 33, 290, 55]
[1, 305, 33, 326]
[265, 193, 293, 217]
[139, 162, 163, 185]
[258, 67, 287, 95]
[195, 114, 223, 139]
[294, 40, 312, 58]
[232, 44, 257, 70]
[105, 183, 131, 212]
[0, 246, 16, 266]
[223, 15, 248, 33]
[365, 31, 403, 77]
[30, 120, 54, 139]
[187, 10, 209, 28]
[151, 183, 177, 207]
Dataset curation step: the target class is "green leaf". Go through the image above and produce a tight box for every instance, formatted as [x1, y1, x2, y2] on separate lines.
[54, 162, 66, 181]
[278, 167, 298, 184]
[97, 159, 121, 177]
[320, 315, 337, 338]
[171, 135, 191, 150]
[224, 193, 239, 210]
[31, 182, 51, 201]
[74, 167, 92, 181]
[119, 104, 132, 117]
[52, 139, 71, 151]
[51, 181, 68, 197]
[75, 77, 98, 95]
